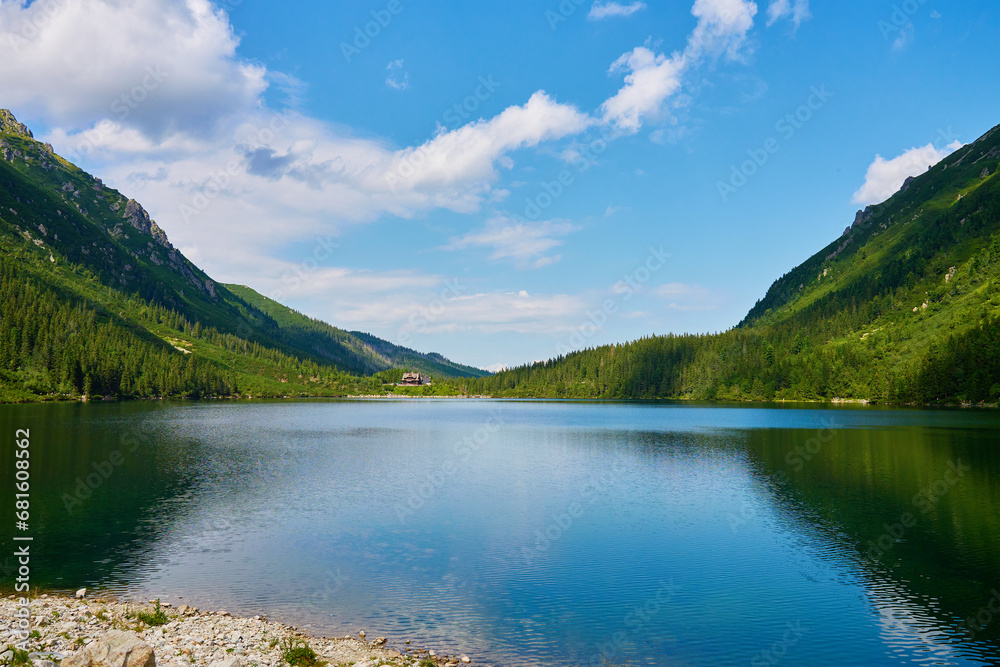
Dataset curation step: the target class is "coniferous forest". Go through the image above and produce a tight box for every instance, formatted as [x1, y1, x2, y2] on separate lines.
[3, 109, 1000, 405]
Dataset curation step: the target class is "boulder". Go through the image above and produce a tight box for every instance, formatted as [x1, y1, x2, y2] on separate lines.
[62, 630, 155, 667]
[207, 658, 241, 667]
[76, 588, 87, 599]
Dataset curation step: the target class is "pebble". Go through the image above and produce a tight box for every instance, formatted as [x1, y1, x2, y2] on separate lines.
[0, 594, 472, 667]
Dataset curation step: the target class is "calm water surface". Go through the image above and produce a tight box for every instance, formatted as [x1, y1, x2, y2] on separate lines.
[1, 399, 999, 666]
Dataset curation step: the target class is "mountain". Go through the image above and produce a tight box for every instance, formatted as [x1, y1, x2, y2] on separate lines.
[461, 122, 1000, 403]
[224, 284, 489, 379]
[0, 109, 484, 402]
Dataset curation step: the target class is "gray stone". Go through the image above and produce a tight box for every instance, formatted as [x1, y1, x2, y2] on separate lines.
[207, 658, 241, 667]
[62, 630, 155, 667]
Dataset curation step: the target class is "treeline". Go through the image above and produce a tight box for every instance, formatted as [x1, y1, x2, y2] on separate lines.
[457, 161, 1000, 405]
[456, 318, 1000, 404]
[0, 258, 393, 400]
[0, 261, 231, 398]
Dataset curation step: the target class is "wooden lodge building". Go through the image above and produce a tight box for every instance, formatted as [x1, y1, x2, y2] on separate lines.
[399, 372, 431, 386]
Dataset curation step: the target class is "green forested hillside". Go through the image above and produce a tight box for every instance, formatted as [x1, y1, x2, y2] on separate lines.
[458, 123, 1000, 404]
[225, 284, 489, 379]
[0, 109, 483, 402]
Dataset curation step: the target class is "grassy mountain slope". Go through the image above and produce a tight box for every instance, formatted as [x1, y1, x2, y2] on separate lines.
[459, 123, 1000, 403]
[224, 284, 489, 379]
[0, 109, 482, 402]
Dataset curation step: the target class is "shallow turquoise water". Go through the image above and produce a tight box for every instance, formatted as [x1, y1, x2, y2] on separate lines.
[2, 399, 999, 666]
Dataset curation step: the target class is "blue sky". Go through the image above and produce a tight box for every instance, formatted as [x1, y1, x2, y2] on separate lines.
[2, 0, 999, 371]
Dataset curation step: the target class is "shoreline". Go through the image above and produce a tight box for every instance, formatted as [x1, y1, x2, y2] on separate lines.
[1, 593, 474, 667]
[1, 393, 998, 409]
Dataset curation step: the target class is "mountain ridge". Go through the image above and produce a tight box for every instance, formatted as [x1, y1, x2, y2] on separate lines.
[457, 120, 1000, 403]
[0, 108, 485, 402]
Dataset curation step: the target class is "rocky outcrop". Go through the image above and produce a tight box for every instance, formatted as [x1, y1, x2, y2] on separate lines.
[124, 199, 171, 248]
[0, 109, 33, 138]
[61, 631, 155, 667]
[852, 205, 876, 228]
[900, 175, 916, 192]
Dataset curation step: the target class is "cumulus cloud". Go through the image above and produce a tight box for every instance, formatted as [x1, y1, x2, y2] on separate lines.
[601, 0, 758, 131]
[443, 216, 579, 269]
[685, 0, 758, 62]
[588, 2, 647, 20]
[851, 140, 963, 205]
[601, 47, 686, 132]
[0, 0, 266, 140]
[0, 0, 787, 345]
[385, 91, 593, 192]
[766, 0, 810, 29]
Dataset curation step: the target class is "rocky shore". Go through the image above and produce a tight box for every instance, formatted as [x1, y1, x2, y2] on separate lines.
[0, 594, 472, 667]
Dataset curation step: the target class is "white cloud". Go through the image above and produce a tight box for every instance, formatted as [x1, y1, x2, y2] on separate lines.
[601, 0, 758, 131]
[685, 0, 759, 62]
[385, 59, 410, 90]
[930, 10, 941, 19]
[443, 216, 579, 268]
[601, 47, 686, 132]
[0, 0, 781, 345]
[765, 0, 810, 29]
[588, 2, 647, 20]
[385, 91, 593, 192]
[851, 140, 963, 205]
[0, 0, 266, 140]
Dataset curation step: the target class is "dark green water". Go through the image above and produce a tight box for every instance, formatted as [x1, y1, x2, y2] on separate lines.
[1, 399, 999, 666]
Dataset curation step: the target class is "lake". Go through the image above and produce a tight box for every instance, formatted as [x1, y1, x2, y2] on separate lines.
[2, 399, 999, 666]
